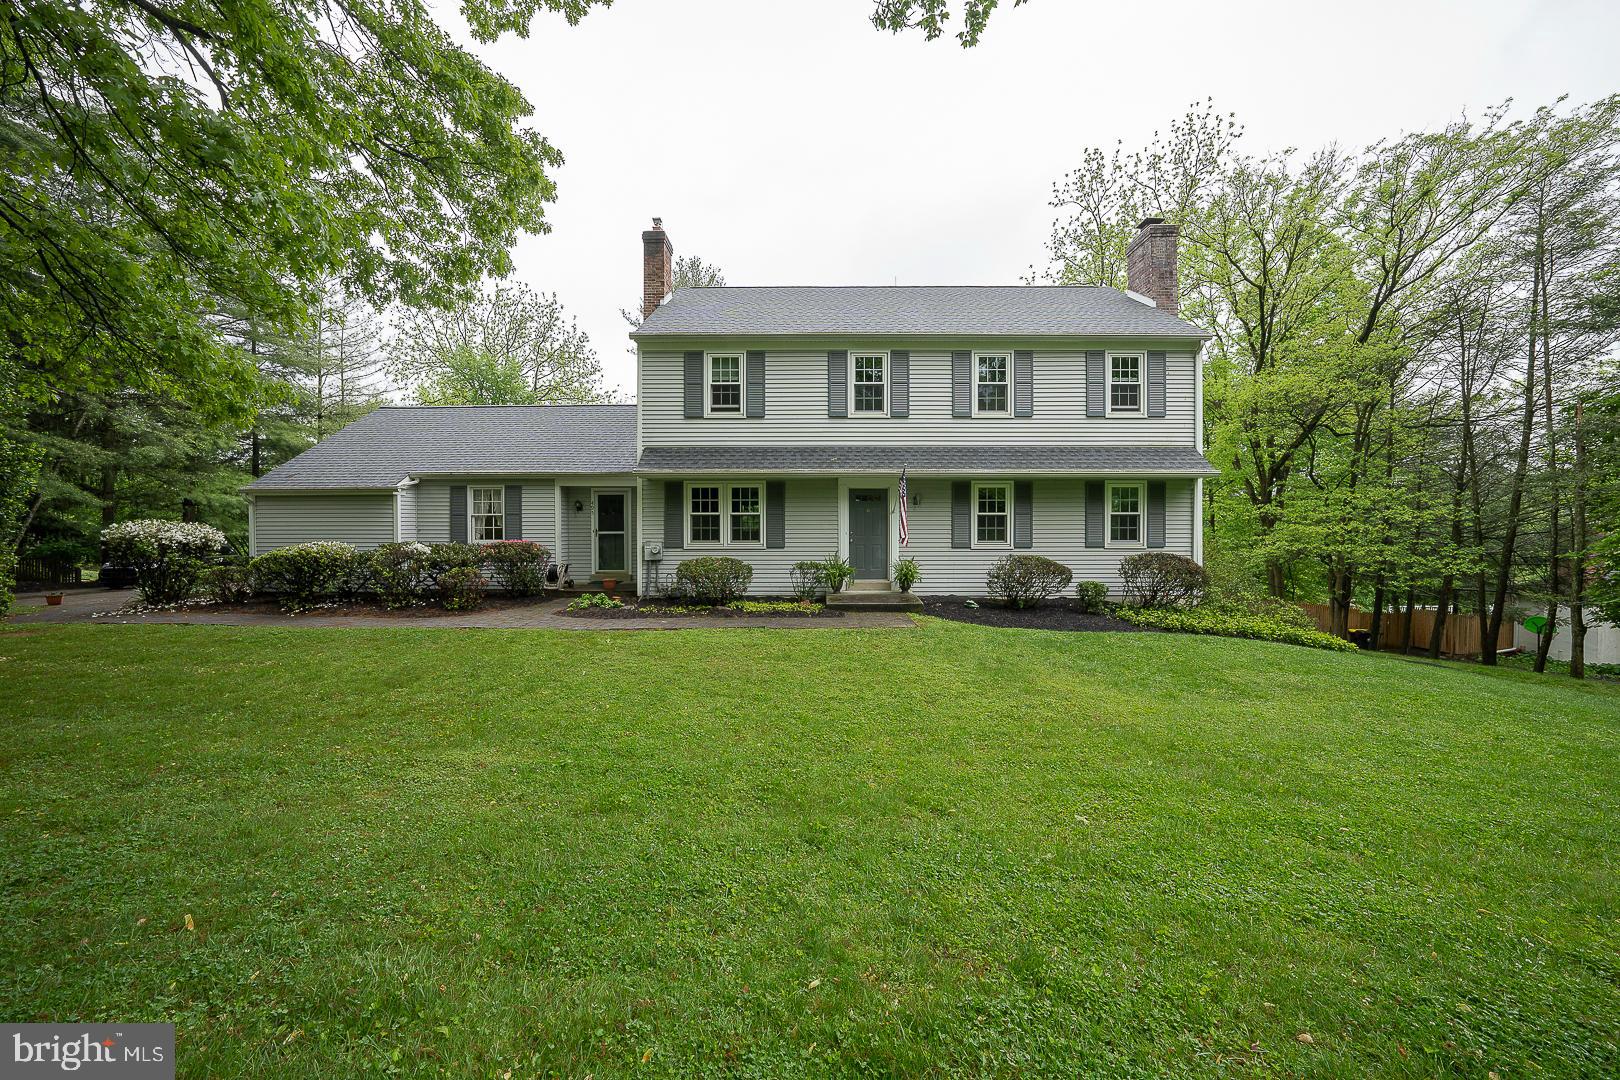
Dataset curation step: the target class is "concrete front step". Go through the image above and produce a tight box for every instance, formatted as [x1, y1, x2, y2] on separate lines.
[826, 589, 923, 611]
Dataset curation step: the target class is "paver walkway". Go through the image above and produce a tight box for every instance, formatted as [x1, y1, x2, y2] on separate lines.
[5, 589, 916, 631]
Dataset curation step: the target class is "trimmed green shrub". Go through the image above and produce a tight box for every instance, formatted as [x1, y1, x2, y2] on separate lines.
[728, 599, 822, 616]
[370, 542, 436, 609]
[482, 540, 551, 596]
[205, 562, 254, 603]
[986, 554, 1073, 609]
[672, 556, 753, 604]
[1074, 580, 1110, 613]
[424, 542, 484, 578]
[437, 566, 486, 611]
[788, 561, 824, 601]
[1118, 552, 1209, 608]
[101, 519, 228, 605]
[567, 592, 624, 611]
[892, 557, 920, 593]
[250, 541, 365, 612]
[1116, 606, 1356, 651]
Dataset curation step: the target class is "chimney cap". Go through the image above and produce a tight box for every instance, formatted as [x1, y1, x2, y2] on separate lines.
[1138, 216, 1167, 228]
[651, 217, 663, 230]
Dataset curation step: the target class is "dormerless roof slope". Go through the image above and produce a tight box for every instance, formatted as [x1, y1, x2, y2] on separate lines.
[631, 285, 1210, 339]
[244, 404, 638, 491]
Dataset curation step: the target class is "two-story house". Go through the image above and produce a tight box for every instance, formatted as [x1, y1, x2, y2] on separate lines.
[244, 218, 1216, 598]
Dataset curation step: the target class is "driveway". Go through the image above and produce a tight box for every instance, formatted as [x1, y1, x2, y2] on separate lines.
[5, 589, 915, 631]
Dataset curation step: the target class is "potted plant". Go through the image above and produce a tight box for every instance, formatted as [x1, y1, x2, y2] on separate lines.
[600, 577, 618, 591]
[892, 558, 920, 593]
[45, 591, 64, 606]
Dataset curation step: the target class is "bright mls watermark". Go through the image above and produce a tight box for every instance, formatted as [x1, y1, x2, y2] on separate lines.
[3, 1025, 173, 1078]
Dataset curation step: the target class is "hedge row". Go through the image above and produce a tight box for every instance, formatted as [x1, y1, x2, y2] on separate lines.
[1114, 605, 1357, 652]
[243, 540, 553, 611]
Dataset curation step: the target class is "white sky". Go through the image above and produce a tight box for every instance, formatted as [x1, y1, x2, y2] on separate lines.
[442, 0, 1620, 400]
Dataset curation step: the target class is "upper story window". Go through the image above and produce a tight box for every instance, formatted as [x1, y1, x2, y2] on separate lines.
[687, 481, 764, 547]
[1108, 482, 1144, 546]
[975, 352, 1010, 415]
[707, 352, 742, 415]
[851, 352, 887, 415]
[973, 482, 1011, 547]
[1109, 353, 1143, 414]
[470, 485, 505, 541]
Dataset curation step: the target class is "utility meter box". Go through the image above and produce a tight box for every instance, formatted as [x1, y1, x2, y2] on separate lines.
[642, 541, 664, 562]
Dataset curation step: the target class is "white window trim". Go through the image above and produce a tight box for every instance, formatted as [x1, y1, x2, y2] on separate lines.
[973, 350, 1012, 417]
[1106, 351, 1145, 417]
[971, 480, 1013, 549]
[1106, 481, 1147, 549]
[469, 484, 505, 543]
[684, 480, 767, 549]
[704, 351, 745, 417]
[848, 350, 889, 417]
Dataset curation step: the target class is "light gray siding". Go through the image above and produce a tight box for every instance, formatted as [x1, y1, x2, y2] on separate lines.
[639, 347, 1198, 446]
[406, 479, 557, 546]
[250, 493, 396, 554]
[641, 476, 1195, 596]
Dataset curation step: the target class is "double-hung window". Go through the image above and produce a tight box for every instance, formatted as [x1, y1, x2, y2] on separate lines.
[470, 485, 505, 541]
[975, 352, 1010, 415]
[851, 352, 887, 414]
[688, 482, 764, 546]
[973, 482, 1011, 547]
[1109, 353, 1143, 414]
[708, 353, 743, 415]
[1108, 483, 1144, 546]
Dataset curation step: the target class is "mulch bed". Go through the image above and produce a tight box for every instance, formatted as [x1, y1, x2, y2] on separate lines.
[563, 599, 844, 620]
[919, 595, 1147, 632]
[99, 595, 560, 620]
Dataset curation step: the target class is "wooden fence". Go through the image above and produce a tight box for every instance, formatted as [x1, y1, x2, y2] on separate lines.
[15, 555, 83, 588]
[1299, 603, 1485, 659]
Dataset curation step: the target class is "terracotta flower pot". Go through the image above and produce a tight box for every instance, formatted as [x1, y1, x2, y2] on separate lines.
[45, 593, 64, 606]
[600, 578, 618, 591]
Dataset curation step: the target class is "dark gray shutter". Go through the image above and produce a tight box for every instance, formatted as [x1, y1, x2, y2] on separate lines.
[890, 350, 910, 417]
[505, 484, 522, 540]
[746, 350, 766, 418]
[951, 351, 972, 417]
[766, 481, 785, 549]
[1147, 351, 1167, 418]
[683, 352, 704, 418]
[1013, 350, 1034, 418]
[827, 350, 848, 417]
[1086, 351, 1105, 417]
[951, 481, 971, 549]
[1013, 481, 1033, 548]
[449, 484, 468, 543]
[1084, 480, 1104, 548]
[663, 481, 683, 549]
[1147, 481, 1166, 548]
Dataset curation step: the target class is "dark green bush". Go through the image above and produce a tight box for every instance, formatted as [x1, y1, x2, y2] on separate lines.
[986, 554, 1073, 609]
[369, 542, 436, 609]
[481, 540, 551, 597]
[1118, 552, 1209, 608]
[672, 556, 753, 604]
[205, 562, 254, 603]
[1074, 580, 1110, 613]
[1115, 606, 1355, 651]
[250, 541, 365, 612]
[437, 566, 486, 611]
[424, 542, 484, 578]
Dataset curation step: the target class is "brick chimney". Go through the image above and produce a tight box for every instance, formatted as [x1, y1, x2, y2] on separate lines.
[641, 217, 673, 319]
[1126, 217, 1179, 314]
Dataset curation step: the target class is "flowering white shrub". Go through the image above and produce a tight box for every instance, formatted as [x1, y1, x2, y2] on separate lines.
[101, 519, 228, 604]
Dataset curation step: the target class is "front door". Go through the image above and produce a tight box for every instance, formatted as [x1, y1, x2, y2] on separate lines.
[848, 489, 888, 581]
[593, 490, 628, 575]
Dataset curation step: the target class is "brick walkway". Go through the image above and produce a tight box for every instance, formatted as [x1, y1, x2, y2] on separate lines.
[6, 589, 916, 632]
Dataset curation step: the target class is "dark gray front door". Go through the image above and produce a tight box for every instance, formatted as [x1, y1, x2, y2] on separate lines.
[848, 489, 888, 580]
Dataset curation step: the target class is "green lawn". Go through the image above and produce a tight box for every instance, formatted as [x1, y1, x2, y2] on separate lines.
[1, 622, 1617, 1078]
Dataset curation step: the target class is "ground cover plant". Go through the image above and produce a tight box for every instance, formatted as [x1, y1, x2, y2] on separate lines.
[1116, 604, 1356, 651]
[1, 621, 1616, 1077]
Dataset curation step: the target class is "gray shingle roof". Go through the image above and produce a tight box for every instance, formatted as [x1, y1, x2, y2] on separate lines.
[632, 286, 1209, 339]
[637, 445, 1218, 476]
[244, 405, 638, 490]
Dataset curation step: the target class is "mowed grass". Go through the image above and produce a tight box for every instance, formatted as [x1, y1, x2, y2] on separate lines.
[0, 622, 1617, 1078]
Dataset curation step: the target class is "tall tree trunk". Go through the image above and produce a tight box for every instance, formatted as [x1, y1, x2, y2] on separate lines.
[1485, 242, 1543, 665]
[1428, 486, 1464, 660]
[1534, 254, 1559, 674]
[1402, 585, 1418, 655]
[1369, 577, 1387, 650]
[1570, 401, 1588, 679]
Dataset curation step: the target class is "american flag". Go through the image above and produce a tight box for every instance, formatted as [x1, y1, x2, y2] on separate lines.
[898, 466, 909, 547]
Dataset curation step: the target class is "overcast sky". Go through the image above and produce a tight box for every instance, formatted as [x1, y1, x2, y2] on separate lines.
[440, 0, 1620, 400]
